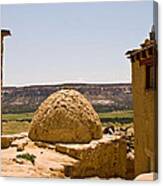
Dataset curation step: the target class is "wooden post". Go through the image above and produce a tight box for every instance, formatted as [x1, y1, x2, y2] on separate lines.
[1, 29, 11, 134]
[1, 29, 11, 87]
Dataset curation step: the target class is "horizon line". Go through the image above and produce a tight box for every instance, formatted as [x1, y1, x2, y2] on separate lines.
[3, 81, 131, 88]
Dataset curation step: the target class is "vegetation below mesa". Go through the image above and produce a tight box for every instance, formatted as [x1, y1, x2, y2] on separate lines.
[2, 110, 133, 135]
[2, 112, 33, 122]
[99, 110, 133, 123]
[2, 121, 30, 135]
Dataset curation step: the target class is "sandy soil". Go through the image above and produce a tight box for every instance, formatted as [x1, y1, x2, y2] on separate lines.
[1, 136, 78, 178]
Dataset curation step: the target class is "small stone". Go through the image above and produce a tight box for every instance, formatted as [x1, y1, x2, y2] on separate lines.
[13, 158, 24, 164]
[34, 141, 55, 149]
[17, 144, 25, 152]
[1, 136, 14, 149]
[11, 138, 29, 150]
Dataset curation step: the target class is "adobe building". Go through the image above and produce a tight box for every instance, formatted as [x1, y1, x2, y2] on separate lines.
[126, 27, 158, 176]
[1, 29, 11, 87]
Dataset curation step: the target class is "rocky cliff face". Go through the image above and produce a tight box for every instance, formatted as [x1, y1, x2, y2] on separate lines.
[2, 83, 132, 114]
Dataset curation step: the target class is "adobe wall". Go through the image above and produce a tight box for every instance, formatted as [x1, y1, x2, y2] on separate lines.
[1, 133, 135, 179]
[132, 60, 157, 176]
[56, 135, 134, 179]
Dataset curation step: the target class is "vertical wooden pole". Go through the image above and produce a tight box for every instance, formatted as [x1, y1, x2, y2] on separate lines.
[1, 29, 11, 134]
[1, 30, 11, 87]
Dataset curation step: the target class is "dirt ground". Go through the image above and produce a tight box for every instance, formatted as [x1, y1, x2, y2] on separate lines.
[1, 135, 78, 178]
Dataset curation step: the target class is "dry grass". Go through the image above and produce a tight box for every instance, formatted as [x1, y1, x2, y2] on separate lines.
[2, 121, 30, 135]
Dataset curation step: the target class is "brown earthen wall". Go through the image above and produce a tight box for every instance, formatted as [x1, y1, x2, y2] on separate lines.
[56, 137, 129, 179]
[132, 60, 156, 176]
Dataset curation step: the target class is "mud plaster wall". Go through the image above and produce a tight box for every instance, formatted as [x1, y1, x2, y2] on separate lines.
[132, 60, 157, 176]
[1, 134, 134, 179]
[56, 136, 132, 179]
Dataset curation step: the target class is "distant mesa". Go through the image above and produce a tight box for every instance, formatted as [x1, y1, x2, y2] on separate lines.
[2, 83, 132, 114]
[28, 89, 103, 143]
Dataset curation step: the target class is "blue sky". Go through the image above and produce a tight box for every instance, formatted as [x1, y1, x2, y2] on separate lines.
[1, 1, 153, 86]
